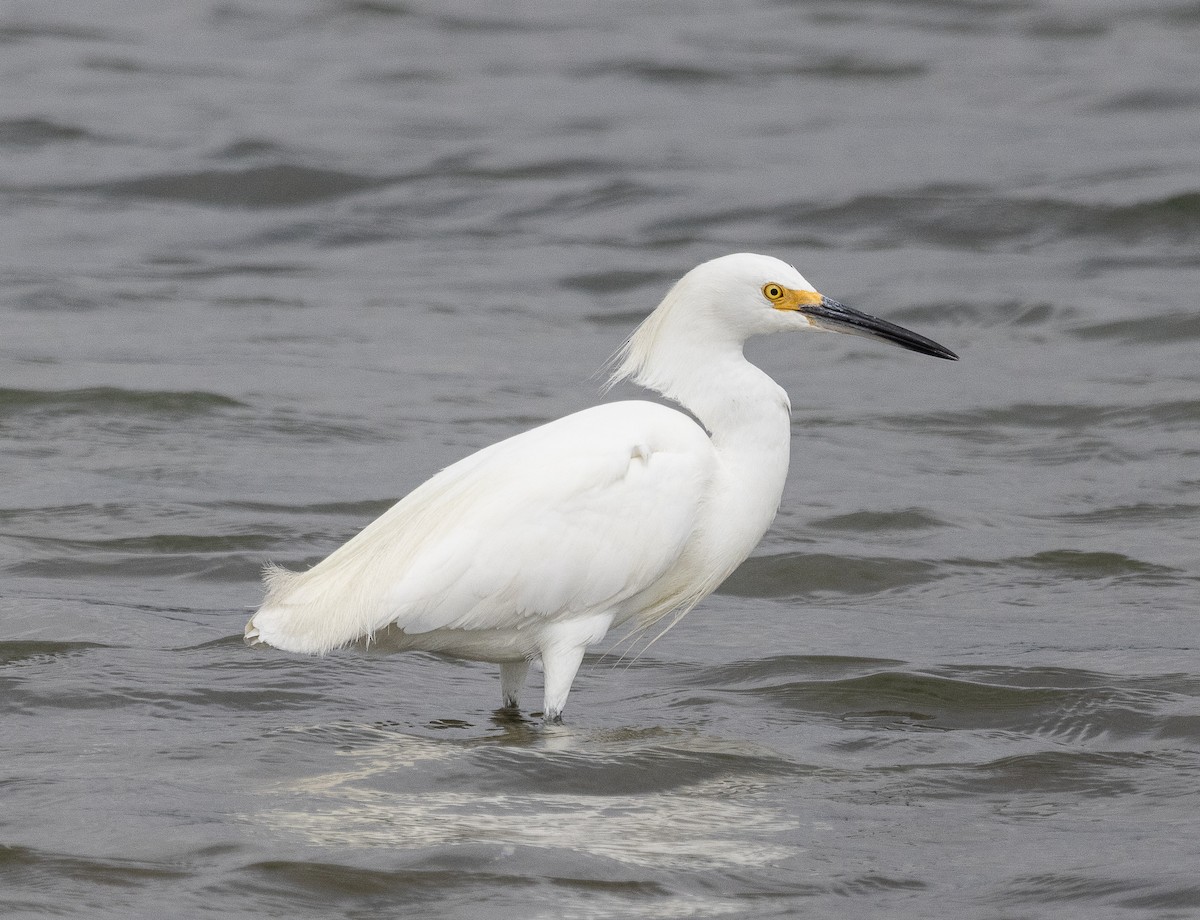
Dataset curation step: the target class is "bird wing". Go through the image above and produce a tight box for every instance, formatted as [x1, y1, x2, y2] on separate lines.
[251, 401, 715, 653]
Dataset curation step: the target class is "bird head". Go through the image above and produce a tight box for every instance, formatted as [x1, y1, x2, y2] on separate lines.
[682, 253, 958, 360]
[608, 253, 958, 399]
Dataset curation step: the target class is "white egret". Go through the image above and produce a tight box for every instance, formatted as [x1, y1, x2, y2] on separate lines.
[245, 253, 957, 720]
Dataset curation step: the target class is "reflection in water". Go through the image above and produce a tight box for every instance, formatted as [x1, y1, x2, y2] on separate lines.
[248, 725, 799, 871]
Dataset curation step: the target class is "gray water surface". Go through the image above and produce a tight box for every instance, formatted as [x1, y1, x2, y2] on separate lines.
[3, 1, 1199, 918]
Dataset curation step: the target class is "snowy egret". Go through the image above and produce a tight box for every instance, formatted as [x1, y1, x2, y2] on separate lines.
[245, 253, 957, 720]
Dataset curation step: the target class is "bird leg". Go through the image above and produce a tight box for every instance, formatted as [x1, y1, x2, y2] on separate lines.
[540, 644, 587, 723]
[499, 659, 530, 709]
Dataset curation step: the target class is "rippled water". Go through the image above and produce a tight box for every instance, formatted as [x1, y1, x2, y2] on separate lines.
[3, 1, 1199, 917]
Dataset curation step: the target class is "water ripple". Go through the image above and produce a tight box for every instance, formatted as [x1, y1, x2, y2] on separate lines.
[660, 186, 1200, 257]
[688, 658, 1199, 744]
[719, 552, 939, 598]
[0, 117, 94, 148]
[0, 387, 244, 417]
[60, 165, 389, 209]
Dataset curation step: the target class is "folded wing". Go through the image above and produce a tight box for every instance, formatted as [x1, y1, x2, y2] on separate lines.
[247, 401, 715, 654]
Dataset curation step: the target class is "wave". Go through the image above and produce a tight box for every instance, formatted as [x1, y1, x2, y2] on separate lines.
[719, 552, 940, 598]
[718, 542, 1185, 600]
[58, 164, 386, 209]
[871, 399, 1200, 437]
[803, 186, 1200, 252]
[0, 639, 101, 666]
[645, 185, 1200, 257]
[575, 55, 926, 85]
[0, 117, 95, 148]
[688, 657, 1200, 744]
[0, 387, 244, 417]
[1071, 311, 1200, 344]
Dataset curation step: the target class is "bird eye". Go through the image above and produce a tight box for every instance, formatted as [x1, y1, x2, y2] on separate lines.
[763, 283, 785, 302]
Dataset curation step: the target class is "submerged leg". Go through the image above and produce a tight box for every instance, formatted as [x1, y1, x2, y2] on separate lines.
[499, 659, 530, 709]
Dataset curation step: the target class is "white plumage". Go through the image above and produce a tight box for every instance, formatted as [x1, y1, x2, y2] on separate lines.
[245, 252, 957, 720]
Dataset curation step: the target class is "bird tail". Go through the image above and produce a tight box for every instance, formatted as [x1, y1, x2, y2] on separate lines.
[243, 562, 374, 654]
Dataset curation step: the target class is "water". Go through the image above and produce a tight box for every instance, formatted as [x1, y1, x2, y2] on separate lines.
[2, 0, 1199, 917]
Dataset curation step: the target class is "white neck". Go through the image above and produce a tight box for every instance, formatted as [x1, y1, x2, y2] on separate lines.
[611, 305, 793, 581]
[683, 354, 793, 579]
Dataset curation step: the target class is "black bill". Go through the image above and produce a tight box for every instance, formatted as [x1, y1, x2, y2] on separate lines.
[801, 297, 959, 360]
